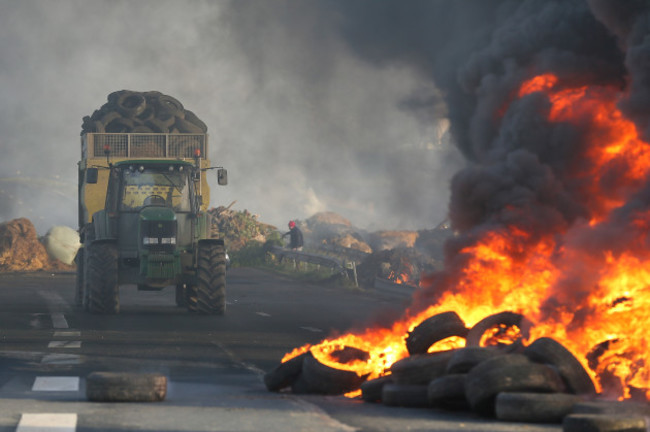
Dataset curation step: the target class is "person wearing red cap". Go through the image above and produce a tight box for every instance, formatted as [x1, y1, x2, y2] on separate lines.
[283, 220, 304, 251]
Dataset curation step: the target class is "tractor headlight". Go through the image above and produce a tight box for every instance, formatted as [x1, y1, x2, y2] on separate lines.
[160, 237, 176, 245]
[143, 237, 159, 245]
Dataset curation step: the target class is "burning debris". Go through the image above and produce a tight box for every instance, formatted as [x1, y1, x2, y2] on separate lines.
[264, 310, 609, 424]
[265, 2, 650, 422]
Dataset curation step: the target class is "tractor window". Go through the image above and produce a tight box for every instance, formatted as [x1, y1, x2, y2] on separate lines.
[120, 167, 192, 212]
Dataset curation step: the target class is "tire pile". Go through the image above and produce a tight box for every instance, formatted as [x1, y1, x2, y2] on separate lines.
[81, 90, 208, 135]
[264, 311, 650, 431]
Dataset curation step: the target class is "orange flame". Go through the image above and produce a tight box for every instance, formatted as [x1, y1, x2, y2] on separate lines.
[281, 73, 650, 401]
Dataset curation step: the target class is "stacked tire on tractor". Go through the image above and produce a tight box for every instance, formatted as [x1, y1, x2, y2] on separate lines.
[81, 90, 207, 135]
[263, 311, 649, 430]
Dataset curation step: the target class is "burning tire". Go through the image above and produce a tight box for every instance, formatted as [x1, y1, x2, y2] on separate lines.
[86, 241, 120, 315]
[389, 349, 456, 385]
[264, 351, 313, 392]
[524, 337, 596, 395]
[427, 374, 468, 410]
[405, 311, 468, 355]
[86, 372, 167, 402]
[495, 392, 583, 423]
[296, 355, 367, 395]
[188, 242, 226, 315]
[360, 376, 393, 402]
[562, 414, 648, 432]
[445, 346, 505, 374]
[465, 311, 531, 351]
[464, 354, 565, 416]
[381, 383, 429, 407]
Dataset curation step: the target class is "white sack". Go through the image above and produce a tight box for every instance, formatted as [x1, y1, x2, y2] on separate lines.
[44, 226, 81, 265]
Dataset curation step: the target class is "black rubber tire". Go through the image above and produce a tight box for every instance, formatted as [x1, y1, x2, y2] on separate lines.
[86, 372, 167, 402]
[174, 117, 204, 134]
[264, 351, 313, 392]
[571, 400, 650, 416]
[187, 243, 226, 315]
[382, 383, 429, 407]
[98, 111, 121, 127]
[405, 311, 468, 355]
[74, 247, 84, 308]
[86, 241, 120, 315]
[389, 349, 456, 385]
[145, 118, 169, 133]
[465, 354, 565, 417]
[360, 376, 393, 403]
[116, 92, 146, 118]
[562, 414, 648, 432]
[495, 392, 584, 423]
[445, 346, 505, 374]
[465, 311, 531, 350]
[183, 110, 208, 132]
[427, 374, 468, 410]
[290, 374, 315, 394]
[105, 117, 134, 133]
[298, 355, 367, 395]
[524, 337, 596, 395]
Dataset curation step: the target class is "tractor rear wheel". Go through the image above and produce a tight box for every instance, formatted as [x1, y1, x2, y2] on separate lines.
[86, 241, 120, 314]
[188, 242, 226, 315]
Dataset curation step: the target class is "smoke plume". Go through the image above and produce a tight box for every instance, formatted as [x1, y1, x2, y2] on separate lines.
[0, 0, 462, 233]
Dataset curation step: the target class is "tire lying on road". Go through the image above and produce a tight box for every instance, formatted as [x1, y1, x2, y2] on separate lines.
[86, 372, 167, 402]
[524, 337, 596, 395]
[464, 354, 565, 417]
[445, 346, 504, 374]
[389, 350, 456, 385]
[360, 375, 393, 403]
[405, 311, 468, 355]
[427, 374, 468, 410]
[382, 383, 429, 407]
[295, 354, 368, 395]
[571, 400, 650, 416]
[264, 351, 313, 392]
[495, 392, 584, 423]
[562, 414, 648, 432]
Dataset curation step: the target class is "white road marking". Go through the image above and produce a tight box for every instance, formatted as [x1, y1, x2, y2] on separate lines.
[53, 331, 80, 338]
[50, 313, 68, 329]
[255, 312, 271, 317]
[299, 326, 323, 333]
[16, 413, 77, 432]
[32, 377, 80, 392]
[47, 341, 81, 349]
[40, 354, 81, 365]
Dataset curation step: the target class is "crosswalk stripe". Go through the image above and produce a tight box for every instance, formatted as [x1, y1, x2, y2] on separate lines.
[53, 331, 81, 337]
[16, 413, 77, 432]
[47, 341, 81, 349]
[32, 377, 80, 392]
[51, 314, 68, 329]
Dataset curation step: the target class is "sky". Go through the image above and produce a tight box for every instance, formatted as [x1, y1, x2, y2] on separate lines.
[0, 0, 463, 234]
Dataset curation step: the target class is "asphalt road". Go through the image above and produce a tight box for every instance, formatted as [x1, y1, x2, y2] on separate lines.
[0, 268, 562, 432]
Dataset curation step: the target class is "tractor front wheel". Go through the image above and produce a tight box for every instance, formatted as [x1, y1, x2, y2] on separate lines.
[187, 243, 226, 315]
[86, 241, 120, 314]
